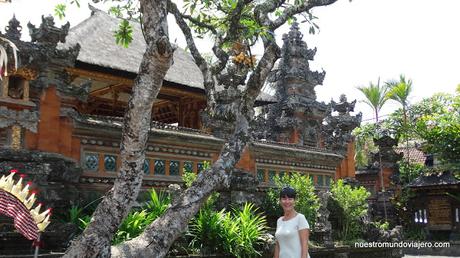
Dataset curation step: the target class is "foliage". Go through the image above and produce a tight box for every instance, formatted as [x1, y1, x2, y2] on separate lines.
[188, 203, 267, 258]
[114, 19, 134, 48]
[352, 123, 378, 168]
[386, 74, 413, 110]
[143, 188, 171, 218]
[264, 173, 319, 228]
[182, 170, 197, 188]
[330, 180, 370, 240]
[371, 220, 389, 231]
[356, 78, 390, 122]
[397, 160, 424, 185]
[403, 226, 427, 241]
[58, 205, 92, 232]
[182, 161, 218, 210]
[415, 92, 460, 163]
[390, 187, 416, 230]
[112, 188, 171, 245]
[112, 210, 155, 245]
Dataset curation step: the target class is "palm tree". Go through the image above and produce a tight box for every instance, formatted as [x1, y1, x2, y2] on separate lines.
[386, 75, 413, 129]
[386, 75, 413, 162]
[356, 78, 391, 221]
[357, 78, 390, 123]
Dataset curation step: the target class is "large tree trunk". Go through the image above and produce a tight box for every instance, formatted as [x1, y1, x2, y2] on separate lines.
[63, 1, 174, 257]
[111, 41, 281, 257]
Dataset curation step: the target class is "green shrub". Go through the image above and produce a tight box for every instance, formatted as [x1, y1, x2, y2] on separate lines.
[330, 180, 370, 240]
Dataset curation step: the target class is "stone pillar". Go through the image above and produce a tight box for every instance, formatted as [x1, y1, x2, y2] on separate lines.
[23, 80, 30, 101]
[2, 76, 9, 97]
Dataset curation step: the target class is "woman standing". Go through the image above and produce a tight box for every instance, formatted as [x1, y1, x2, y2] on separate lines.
[274, 186, 310, 258]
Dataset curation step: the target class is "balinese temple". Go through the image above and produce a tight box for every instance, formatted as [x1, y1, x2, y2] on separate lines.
[0, 10, 361, 197]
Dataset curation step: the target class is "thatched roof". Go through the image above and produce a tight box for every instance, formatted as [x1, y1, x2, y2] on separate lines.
[60, 9, 277, 104]
[61, 9, 203, 89]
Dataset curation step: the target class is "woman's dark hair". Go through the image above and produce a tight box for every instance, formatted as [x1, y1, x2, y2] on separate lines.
[280, 186, 296, 199]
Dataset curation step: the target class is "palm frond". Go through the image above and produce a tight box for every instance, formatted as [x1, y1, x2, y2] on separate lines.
[386, 74, 413, 107]
[356, 78, 390, 121]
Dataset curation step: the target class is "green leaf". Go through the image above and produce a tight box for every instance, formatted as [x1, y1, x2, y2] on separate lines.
[54, 4, 66, 20]
[114, 19, 133, 48]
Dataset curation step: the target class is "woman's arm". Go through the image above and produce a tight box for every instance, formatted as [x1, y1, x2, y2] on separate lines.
[299, 229, 309, 258]
[274, 240, 280, 258]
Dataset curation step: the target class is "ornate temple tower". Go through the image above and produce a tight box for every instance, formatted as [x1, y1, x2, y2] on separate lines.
[266, 23, 328, 147]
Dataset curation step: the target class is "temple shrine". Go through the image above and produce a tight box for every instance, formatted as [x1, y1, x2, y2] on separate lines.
[0, 10, 361, 196]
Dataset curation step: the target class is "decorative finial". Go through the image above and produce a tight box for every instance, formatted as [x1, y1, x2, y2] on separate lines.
[28, 15, 70, 46]
[5, 14, 22, 40]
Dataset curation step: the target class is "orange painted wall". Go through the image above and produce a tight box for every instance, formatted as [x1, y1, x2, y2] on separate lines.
[335, 141, 356, 179]
[235, 146, 256, 172]
[24, 86, 81, 162]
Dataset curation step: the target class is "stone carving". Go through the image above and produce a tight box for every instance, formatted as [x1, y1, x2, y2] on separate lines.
[1, 15, 82, 99]
[372, 132, 403, 169]
[27, 15, 70, 47]
[314, 190, 334, 248]
[4, 15, 21, 41]
[321, 94, 362, 154]
[0, 106, 38, 132]
[255, 23, 328, 147]
[202, 85, 245, 138]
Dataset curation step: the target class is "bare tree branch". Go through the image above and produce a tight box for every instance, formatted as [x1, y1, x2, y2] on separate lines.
[182, 13, 218, 34]
[167, 0, 216, 108]
[243, 40, 281, 114]
[210, 35, 229, 75]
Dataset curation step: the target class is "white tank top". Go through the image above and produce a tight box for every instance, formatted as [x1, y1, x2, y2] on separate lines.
[275, 213, 310, 258]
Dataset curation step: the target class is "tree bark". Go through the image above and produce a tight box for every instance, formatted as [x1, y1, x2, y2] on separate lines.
[64, 0, 339, 257]
[63, 1, 174, 257]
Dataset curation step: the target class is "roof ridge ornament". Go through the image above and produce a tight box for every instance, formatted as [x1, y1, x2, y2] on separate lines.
[5, 14, 22, 41]
[27, 15, 70, 47]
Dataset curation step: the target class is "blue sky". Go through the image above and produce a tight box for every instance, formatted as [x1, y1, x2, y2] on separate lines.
[1, 0, 459, 121]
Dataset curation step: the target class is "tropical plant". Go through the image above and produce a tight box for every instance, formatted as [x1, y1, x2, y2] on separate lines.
[226, 203, 267, 258]
[188, 206, 226, 255]
[112, 210, 155, 245]
[357, 78, 390, 123]
[265, 172, 319, 228]
[188, 203, 267, 258]
[386, 75, 413, 124]
[330, 180, 370, 240]
[113, 188, 171, 245]
[143, 187, 171, 218]
[386, 75, 414, 162]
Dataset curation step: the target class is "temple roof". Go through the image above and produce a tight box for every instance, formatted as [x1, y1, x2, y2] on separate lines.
[408, 171, 460, 188]
[394, 147, 426, 164]
[61, 9, 204, 89]
[59, 9, 275, 103]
